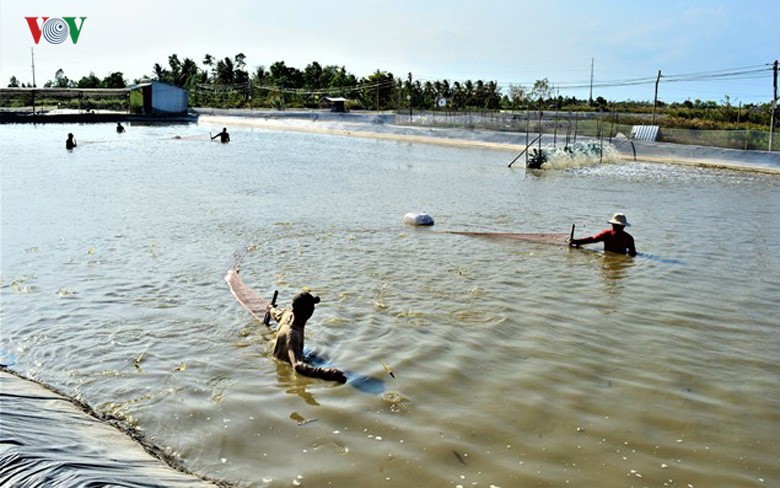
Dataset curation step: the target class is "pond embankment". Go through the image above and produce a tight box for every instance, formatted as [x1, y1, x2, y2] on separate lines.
[194, 108, 780, 174]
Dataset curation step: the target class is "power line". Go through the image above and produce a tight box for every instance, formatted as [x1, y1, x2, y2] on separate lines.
[189, 63, 775, 102]
[419, 63, 773, 94]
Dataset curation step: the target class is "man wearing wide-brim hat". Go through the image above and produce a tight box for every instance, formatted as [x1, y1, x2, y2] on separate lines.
[569, 213, 637, 256]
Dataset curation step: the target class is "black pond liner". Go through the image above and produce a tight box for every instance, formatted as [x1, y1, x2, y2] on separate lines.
[0, 367, 231, 487]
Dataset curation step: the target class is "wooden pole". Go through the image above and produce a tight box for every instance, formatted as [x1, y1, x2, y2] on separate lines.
[408, 72, 413, 120]
[538, 109, 542, 154]
[737, 100, 742, 124]
[609, 107, 615, 143]
[572, 112, 579, 145]
[525, 109, 530, 166]
[652, 69, 662, 123]
[30, 48, 36, 114]
[508, 134, 541, 167]
[263, 290, 278, 326]
[31, 47, 36, 87]
[769, 60, 778, 152]
[589, 57, 594, 106]
[599, 116, 604, 163]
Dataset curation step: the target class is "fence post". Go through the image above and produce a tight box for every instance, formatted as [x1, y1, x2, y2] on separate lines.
[538, 109, 543, 154]
[769, 60, 778, 152]
[525, 109, 530, 167]
[609, 107, 615, 143]
[573, 112, 578, 145]
[599, 115, 604, 163]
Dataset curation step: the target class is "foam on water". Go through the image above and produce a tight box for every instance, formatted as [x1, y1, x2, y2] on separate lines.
[537, 141, 622, 169]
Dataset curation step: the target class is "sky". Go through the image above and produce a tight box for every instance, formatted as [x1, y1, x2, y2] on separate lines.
[1, 0, 778, 104]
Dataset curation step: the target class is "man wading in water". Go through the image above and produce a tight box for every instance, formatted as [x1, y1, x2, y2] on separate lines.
[570, 213, 637, 256]
[66, 133, 77, 150]
[211, 127, 230, 143]
[267, 291, 347, 383]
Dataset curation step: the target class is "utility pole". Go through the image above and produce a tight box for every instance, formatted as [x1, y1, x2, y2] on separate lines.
[770, 60, 778, 152]
[737, 101, 742, 124]
[652, 70, 662, 123]
[589, 58, 594, 105]
[31, 47, 37, 87]
[408, 72, 413, 120]
[31, 47, 36, 114]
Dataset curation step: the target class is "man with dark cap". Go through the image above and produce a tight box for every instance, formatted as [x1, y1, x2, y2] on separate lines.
[569, 212, 637, 256]
[268, 291, 347, 383]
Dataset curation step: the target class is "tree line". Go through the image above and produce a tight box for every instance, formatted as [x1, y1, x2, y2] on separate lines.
[5, 52, 776, 129]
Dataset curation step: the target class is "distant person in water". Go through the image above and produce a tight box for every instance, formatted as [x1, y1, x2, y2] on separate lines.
[66, 133, 77, 150]
[212, 127, 230, 143]
[267, 291, 347, 383]
[116, 122, 125, 133]
[570, 213, 637, 256]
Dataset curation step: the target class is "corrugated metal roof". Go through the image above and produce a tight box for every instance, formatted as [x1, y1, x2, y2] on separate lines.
[630, 125, 659, 141]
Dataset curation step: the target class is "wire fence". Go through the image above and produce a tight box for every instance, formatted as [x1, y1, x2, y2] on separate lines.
[397, 110, 779, 151]
[655, 127, 777, 151]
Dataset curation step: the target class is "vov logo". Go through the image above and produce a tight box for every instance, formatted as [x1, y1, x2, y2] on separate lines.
[25, 17, 87, 44]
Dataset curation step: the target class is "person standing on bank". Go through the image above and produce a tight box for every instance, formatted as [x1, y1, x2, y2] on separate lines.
[211, 127, 230, 143]
[66, 133, 77, 150]
[570, 213, 637, 256]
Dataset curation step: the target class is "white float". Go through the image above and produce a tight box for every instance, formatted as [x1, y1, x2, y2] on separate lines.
[403, 212, 434, 226]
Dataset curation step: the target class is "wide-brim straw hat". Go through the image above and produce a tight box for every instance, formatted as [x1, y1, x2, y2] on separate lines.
[608, 213, 630, 226]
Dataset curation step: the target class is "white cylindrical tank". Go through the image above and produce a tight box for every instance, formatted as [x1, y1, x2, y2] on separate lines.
[403, 212, 434, 226]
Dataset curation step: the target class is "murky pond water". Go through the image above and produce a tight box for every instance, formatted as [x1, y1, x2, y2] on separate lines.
[2, 122, 779, 487]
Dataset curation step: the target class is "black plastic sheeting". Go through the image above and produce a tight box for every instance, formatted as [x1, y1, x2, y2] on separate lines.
[0, 370, 220, 487]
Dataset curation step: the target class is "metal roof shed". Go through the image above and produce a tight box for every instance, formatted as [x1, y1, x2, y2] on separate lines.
[322, 96, 348, 112]
[131, 81, 188, 114]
